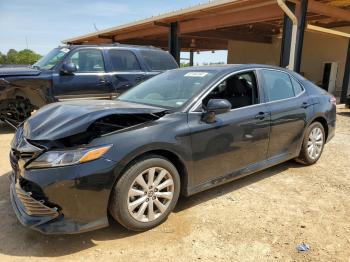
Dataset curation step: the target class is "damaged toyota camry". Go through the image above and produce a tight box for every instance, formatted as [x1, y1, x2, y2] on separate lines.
[9, 65, 336, 234]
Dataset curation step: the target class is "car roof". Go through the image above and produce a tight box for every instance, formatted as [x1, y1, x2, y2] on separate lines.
[176, 64, 290, 73]
[63, 44, 163, 51]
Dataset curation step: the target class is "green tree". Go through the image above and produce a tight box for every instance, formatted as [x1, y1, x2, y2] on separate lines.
[16, 49, 42, 65]
[0, 52, 7, 65]
[6, 49, 18, 64]
[180, 62, 190, 67]
[0, 49, 42, 65]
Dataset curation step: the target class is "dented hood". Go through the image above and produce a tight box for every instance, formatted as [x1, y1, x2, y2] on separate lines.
[0, 66, 41, 77]
[23, 100, 165, 140]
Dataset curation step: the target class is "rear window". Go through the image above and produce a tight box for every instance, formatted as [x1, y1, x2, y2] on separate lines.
[108, 50, 141, 71]
[290, 76, 304, 96]
[260, 69, 295, 102]
[140, 50, 178, 71]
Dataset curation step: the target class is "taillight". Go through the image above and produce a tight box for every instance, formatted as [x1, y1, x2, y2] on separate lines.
[329, 96, 337, 106]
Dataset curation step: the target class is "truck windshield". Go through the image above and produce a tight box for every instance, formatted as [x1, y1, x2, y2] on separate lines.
[117, 69, 219, 109]
[33, 47, 69, 70]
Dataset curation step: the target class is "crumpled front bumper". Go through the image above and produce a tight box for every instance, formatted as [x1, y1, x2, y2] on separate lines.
[10, 172, 60, 230]
[9, 156, 116, 234]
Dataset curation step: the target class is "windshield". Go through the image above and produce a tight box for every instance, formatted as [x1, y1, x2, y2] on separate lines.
[117, 69, 219, 109]
[33, 47, 69, 70]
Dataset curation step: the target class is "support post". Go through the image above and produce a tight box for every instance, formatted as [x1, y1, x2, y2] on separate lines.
[189, 50, 194, 66]
[280, 1, 296, 68]
[341, 39, 350, 103]
[168, 22, 180, 65]
[295, 0, 308, 73]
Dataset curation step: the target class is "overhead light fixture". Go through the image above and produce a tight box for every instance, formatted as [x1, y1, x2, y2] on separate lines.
[190, 39, 196, 48]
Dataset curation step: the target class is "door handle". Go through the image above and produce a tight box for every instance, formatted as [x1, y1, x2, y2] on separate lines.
[99, 78, 112, 85]
[301, 102, 311, 108]
[255, 112, 269, 120]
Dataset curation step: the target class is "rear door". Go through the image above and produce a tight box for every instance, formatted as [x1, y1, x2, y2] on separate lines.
[104, 49, 147, 95]
[53, 48, 113, 100]
[258, 69, 311, 159]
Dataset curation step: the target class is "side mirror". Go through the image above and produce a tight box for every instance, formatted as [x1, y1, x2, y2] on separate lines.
[202, 99, 231, 123]
[60, 63, 77, 74]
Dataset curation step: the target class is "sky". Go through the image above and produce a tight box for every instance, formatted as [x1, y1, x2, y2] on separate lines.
[0, 0, 227, 65]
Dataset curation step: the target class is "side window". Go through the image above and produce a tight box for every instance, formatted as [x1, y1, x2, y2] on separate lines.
[202, 71, 259, 110]
[67, 49, 105, 73]
[260, 70, 295, 102]
[140, 50, 178, 70]
[290, 76, 304, 96]
[108, 50, 141, 71]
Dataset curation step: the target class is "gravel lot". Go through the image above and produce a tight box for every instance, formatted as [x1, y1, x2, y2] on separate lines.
[0, 105, 349, 262]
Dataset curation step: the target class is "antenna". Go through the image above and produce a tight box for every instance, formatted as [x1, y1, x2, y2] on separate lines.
[93, 23, 99, 32]
[25, 36, 29, 49]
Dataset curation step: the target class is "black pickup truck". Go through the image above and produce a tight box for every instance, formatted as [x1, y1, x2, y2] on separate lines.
[0, 44, 178, 126]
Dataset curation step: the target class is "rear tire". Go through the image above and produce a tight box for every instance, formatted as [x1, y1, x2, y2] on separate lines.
[109, 155, 180, 231]
[296, 122, 325, 165]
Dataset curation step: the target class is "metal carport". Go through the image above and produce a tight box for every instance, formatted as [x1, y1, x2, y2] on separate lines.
[63, 0, 350, 102]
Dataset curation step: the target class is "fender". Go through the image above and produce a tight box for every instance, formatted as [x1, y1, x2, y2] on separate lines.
[110, 142, 193, 196]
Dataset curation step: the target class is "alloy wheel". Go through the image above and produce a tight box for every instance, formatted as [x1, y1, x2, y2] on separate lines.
[127, 167, 174, 222]
[307, 127, 324, 160]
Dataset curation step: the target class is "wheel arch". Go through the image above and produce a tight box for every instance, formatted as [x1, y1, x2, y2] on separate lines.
[308, 115, 329, 141]
[12, 88, 46, 108]
[110, 148, 190, 200]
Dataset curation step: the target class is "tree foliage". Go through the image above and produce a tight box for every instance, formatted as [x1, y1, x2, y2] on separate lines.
[0, 49, 42, 65]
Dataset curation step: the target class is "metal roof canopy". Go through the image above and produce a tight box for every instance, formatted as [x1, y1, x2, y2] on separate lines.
[63, 0, 350, 51]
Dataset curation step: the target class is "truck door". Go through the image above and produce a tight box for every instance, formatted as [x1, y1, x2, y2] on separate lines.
[104, 49, 147, 95]
[53, 48, 113, 100]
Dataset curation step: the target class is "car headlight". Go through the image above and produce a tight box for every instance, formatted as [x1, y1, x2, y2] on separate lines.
[27, 145, 112, 169]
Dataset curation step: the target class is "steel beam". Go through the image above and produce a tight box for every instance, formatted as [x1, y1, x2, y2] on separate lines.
[168, 22, 181, 64]
[189, 50, 194, 66]
[279, 1, 295, 68]
[341, 39, 350, 104]
[295, 0, 308, 73]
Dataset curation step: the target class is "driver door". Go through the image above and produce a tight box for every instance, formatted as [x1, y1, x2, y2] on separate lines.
[188, 70, 271, 189]
[53, 48, 113, 100]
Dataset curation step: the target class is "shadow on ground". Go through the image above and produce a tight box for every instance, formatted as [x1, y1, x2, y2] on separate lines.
[337, 111, 350, 117]
[0, 122, 15, 135]
[0, 160, 301, 257]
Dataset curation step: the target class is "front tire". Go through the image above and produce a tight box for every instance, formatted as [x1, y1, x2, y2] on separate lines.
[296, 122, 325, 165]
[0, 96, 35, 126]
[109, 155, 180, 231]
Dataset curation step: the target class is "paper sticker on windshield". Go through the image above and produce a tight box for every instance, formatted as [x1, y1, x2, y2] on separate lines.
[60, 48, 70, 53]
[184, 72, 208, 77]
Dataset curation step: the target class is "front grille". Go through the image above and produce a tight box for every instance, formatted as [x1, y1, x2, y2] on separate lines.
[11, 149, 35, 160]
[15, 184, 59, 217]
[19, 176, 47, 202]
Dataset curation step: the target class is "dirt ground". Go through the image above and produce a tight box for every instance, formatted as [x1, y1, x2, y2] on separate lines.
[0, 106, 349, 262]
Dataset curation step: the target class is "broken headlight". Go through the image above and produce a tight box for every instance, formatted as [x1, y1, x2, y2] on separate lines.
[27, 145, 112, 169]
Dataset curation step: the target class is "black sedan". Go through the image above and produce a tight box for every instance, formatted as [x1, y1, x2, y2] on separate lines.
[9, 65, 336, 234]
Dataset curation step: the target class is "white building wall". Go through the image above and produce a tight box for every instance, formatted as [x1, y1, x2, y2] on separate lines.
[227, 26, 350, 95]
